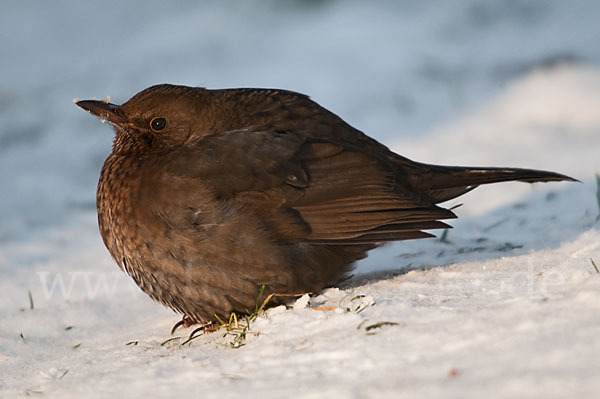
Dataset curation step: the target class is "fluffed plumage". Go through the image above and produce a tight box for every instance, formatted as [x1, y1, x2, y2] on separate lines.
[76, 84, 575, 325]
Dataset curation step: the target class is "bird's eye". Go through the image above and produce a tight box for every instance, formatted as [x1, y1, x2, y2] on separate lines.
[150, 117, 166, 132]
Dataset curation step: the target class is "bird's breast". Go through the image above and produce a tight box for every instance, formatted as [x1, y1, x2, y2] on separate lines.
[96, 154, 147, 274]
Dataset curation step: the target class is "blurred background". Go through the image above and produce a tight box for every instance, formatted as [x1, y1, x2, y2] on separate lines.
[1, 0, 599, 242]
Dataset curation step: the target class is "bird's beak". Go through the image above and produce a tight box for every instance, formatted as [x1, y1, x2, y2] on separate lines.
[76, 99, 124, 126]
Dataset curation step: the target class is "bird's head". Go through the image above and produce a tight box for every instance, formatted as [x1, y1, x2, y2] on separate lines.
[76, 84, 207, 155]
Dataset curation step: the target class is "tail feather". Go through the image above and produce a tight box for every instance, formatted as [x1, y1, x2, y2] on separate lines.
[407, 163, 577, 203]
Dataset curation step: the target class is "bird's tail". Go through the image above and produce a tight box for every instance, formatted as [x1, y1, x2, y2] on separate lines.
[405, 162, 578, 203]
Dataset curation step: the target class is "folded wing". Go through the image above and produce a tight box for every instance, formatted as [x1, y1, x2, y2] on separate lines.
[172, 130, 457, 245]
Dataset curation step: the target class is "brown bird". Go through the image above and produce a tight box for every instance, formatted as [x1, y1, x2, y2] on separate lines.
[76, 84, 575, 330]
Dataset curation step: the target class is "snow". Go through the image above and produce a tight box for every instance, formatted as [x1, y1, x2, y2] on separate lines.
[1, 1, 600, 398]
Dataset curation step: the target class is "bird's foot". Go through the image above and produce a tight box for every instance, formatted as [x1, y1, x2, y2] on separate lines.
[188, 322, 218, 340]
[177, 322, 217, 346]
[170, 315, 196, 335]
[171, 316, 219, 345]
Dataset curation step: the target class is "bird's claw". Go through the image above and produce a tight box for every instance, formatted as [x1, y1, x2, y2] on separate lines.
[170, 315, 195, 335]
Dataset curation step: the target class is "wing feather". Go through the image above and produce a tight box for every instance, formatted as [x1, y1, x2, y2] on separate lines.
[172, 131, 455, 245]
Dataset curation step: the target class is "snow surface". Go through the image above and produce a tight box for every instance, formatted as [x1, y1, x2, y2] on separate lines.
[1, 1, 600, 398]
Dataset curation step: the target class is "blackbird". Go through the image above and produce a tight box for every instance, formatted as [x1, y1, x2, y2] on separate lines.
[77, 84, 575, 328]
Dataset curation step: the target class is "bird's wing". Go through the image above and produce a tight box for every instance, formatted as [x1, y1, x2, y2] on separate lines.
[167, 129, 456, 245]
[289, 140, 457, 244]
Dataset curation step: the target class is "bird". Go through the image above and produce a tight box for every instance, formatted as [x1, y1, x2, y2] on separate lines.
[76, 84, 575, 331]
